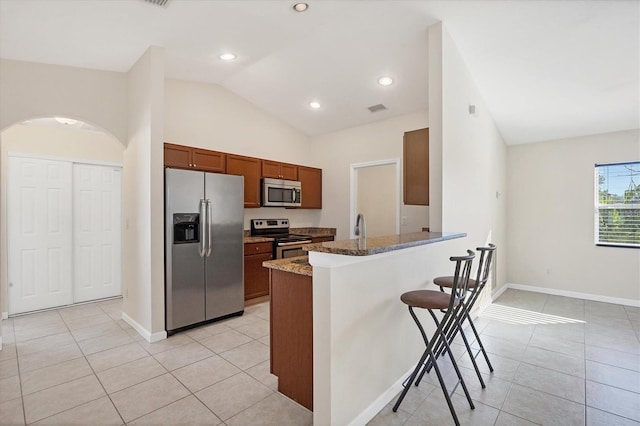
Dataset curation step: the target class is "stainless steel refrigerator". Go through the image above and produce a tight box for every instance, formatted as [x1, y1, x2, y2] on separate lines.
[165, 168, 244, 333]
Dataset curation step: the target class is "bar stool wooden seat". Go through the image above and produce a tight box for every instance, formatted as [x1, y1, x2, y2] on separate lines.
[427, 244, 497, 387]
[393, 250, 476, 426]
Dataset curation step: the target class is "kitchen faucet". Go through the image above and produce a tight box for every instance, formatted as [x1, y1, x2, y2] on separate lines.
[354, 213, 366, 240]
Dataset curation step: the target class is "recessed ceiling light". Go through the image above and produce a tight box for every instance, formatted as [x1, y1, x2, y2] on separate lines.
[293, 3, 308, 12]
[219, 53, 236, 61]
[54, 117, 78, 125]
[309, 101, 321, 109]
[378, 76, 393, 86]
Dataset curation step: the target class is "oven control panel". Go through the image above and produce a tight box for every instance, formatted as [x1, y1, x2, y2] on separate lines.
[251, 218, 289, 230]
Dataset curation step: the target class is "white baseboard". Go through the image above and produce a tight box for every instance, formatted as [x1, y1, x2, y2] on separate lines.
[490, 284, 509, 302]
[1, 312, 7, 320]
[348, 365, 415, 426]
[121, 312, 167, 343]
[502, 283, 640, 308]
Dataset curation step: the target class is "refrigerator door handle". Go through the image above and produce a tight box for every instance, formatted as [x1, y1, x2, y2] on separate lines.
[206, 199, 213, 257]
[198, 199, 206, 257]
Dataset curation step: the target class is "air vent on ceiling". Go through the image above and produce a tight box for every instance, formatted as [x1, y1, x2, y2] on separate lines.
[143, 0, 170, 7]
[368, 104, 387, 113]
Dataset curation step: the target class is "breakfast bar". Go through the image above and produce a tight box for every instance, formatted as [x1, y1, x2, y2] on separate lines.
[264, 231, 466, 425]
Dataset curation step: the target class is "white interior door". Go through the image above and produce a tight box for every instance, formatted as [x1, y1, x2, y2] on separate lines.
[73, 164, 122, 303]
[8, 157, 73, 314]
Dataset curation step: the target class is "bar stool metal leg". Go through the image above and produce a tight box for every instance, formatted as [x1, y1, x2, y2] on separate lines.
[423, 244, 497, 384]
[393, 250, 476, 426]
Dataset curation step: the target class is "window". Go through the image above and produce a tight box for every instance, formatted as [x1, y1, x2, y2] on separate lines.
[595, 161, 640, 248]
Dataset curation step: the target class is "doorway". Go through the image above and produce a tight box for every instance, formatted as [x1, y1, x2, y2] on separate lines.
[350, 159, 401, 238]
[2, 118, 124, 316]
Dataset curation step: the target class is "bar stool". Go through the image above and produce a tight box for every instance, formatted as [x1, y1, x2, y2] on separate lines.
[426, 244, 497, 387]
[393, 250, 476, 426]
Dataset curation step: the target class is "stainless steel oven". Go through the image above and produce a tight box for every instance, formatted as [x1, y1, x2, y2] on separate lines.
[276, 239, 312, 259]
[262, 178, 302, 207]
[250, 218, 311, 259]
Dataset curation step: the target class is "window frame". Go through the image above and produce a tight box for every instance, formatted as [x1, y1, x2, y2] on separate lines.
[594, 161, 640, 249]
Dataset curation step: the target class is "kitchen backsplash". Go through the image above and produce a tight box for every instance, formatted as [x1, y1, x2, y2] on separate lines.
[243, 207, 322, 230]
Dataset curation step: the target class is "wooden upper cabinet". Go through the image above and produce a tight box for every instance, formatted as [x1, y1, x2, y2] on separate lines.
[403, 128, 429, 206]
[298, 166, 322, 209]
[165, 143, 321, 209]
[227, 154, 261, 208]
[192, 148, 225, 173]
[164, 143, 192, 169]
[262, 160, 298, 180]
[164, 143, 226, 173]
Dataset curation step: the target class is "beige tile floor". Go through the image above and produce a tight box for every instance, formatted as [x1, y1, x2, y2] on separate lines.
[368, 289, 640, 426]
[0, 299, 310, 425]
[0, 289, 638, 425]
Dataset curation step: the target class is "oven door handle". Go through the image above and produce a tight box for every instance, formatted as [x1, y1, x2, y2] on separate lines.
[277, 240, 312, 246]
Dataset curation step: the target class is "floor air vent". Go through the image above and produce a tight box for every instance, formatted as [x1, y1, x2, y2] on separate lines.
[368, 104, 387, 113]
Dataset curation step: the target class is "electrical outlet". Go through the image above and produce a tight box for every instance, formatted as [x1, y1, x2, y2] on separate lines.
[402, 216, 408, 226]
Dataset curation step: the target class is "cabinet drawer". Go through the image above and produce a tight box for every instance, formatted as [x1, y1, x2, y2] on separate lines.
[311, 236, 334, 243]
[245, 242, 273, 255]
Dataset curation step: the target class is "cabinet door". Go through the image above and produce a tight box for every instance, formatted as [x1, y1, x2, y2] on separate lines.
[244, 252, 272, 300]
[193, 148, 225, 173]
[262, 160, 282, 179]
[227, 154, 261, 208]
[298, 166, 322, 209]
[262, 160, 298, 180]
[403, 128, 429, 205]
[280, 163, 298, 180]
[164, 143, 192, 169]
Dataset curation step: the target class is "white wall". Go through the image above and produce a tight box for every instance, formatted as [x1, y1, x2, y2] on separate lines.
[0, 59, 127, 143]
[0, 60, 127, 344]
[122, 46, 166, 340]
[507, 129, 640, 301]
[0, 124, 124, 314]
[164, 79, 322, 228]
[438, 22, 508, 295]
[310, 111, 430, 240]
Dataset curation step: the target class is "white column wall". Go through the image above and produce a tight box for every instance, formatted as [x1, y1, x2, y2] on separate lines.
[122, 46, 166, 341]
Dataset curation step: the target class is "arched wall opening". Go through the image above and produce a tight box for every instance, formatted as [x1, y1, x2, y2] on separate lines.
[0, 115, 125, 317]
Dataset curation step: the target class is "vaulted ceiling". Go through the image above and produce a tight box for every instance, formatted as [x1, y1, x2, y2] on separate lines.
[1, 0, 637, 144]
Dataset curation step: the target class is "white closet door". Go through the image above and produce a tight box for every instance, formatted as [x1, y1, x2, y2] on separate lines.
[73, 164, 122, 303]
[8, 157, 73, 314]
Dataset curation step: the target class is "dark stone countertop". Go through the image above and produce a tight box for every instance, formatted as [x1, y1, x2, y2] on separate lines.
[303, 231, 466, 256]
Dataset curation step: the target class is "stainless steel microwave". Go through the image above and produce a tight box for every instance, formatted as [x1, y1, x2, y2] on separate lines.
[262, 178, 302, 207]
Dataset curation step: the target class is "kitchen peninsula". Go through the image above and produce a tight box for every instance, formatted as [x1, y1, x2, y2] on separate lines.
[263, 231, 466, 425]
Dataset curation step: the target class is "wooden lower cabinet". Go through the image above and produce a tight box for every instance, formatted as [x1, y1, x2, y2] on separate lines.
[270, 269, 313, 411]
[244, 242, 272, 300]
